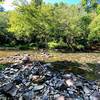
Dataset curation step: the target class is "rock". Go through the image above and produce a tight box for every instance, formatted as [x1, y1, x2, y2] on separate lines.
[33, 85, 44, 91]
[13, 76, 23, 85]
[22, 54, 31, 64]
[65, 79, 74, 87]
[63, 74, 72, 79]
[84, 95, 90, 100]
[0, 61, 100, 99]
[31, 75, 45, 83]
[11, 63, 21, 70]
[68, 90, 74, 95]
[0, 94, 7, 100]
[43, 63, 53, 68]
[42, 89, 49, 100]
[25, 82, 30, 86]
[7, 85, 18, 97]
[42, 96, 48, 100]
[45, 71, 52, 77]
[23, 90, 34, 100]
[83, 86, 91, 94]
[2, 83, 13, 92]
[54, 94, 60, 99]
[90, 92, 100, 100]
[32, 75, 40, 80]
[55, 80, 64, 89]
[75, 81, 83, 87]
[56, 96, 65, 100]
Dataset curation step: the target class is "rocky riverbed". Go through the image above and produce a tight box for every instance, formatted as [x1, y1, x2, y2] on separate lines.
[0, 60, 100, 100]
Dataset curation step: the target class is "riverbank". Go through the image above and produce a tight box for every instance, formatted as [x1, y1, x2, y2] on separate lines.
[0, 50, 100, 81]
[0, 50, 100, 63]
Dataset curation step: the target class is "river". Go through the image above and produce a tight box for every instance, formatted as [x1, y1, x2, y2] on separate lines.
[0, 50, 100, 81]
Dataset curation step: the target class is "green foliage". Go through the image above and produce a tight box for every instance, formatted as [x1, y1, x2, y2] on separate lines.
[0, 12, 12, 44]
[0, 12, 8, 35]
[18, 44, 30, 50]
[82, 0, 98, 13]
[0, 0, 99, 51]
[96, 5, 100, 14]
[8, 1, 98, 50]
[0, 64, 6, 70]
[89, 15, 100, 41]
[48, 41, 59, 49]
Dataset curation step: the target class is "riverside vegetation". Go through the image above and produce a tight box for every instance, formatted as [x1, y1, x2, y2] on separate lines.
[0, 0, 100, 51]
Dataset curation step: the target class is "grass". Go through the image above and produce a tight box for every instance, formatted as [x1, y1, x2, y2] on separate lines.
[0, 64, 6, 70]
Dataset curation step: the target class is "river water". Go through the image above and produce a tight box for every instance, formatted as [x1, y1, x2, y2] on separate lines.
[0, 50, 100, 81]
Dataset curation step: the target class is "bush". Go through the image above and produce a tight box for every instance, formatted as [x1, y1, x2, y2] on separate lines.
[10, 41, 16, 47]
[76, 45, 85, 50]
[37, 43, 48, 48]
[18, 44, 29, 50]
[29, 43, 37, 47]
[48, 41, 68, 49]
[48, 41, 59, 49]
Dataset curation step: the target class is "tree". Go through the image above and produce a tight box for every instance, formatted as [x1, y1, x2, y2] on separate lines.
[8, 1, 53, 46]
[34, 0, 43, 6]
[88, 14, 100, 42]
[82, 0, 98, 12]
[0, 0, 4, 2]
[96, 5, 100, 14]
[8, 0, 99, 50]
[0, 12, 11, 44]
[51, 4, 86, 50]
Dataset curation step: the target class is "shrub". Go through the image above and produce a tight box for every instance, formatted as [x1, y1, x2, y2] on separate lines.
[48, 41, 59, 49]
[18, 44, 29, 50]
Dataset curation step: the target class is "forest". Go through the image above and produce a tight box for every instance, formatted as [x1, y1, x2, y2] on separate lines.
[0, 0, 100, 51]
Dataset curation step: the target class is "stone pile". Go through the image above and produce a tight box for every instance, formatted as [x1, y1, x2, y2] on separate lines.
[0, 61, 100, 100]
